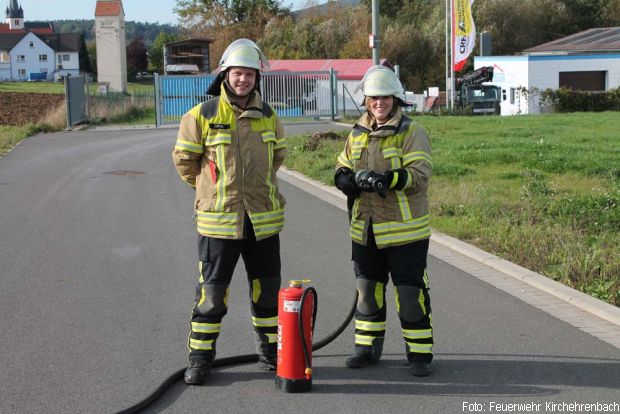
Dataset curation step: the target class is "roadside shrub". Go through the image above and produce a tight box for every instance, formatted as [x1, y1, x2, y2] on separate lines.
[540, 87, 620, 112]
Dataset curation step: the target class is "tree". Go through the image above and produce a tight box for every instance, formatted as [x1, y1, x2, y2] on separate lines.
[78, 32, 93, 74]
[87, 42, 97, 77]
[175, 0, 290, 69]
[561, 0, 619, 32]
[148, 31, 180, 73]
[360, 0, 403, 19]
[474, 0, 568, 55]
[175, 0, 288, 28]
[126, 38, 148, 74]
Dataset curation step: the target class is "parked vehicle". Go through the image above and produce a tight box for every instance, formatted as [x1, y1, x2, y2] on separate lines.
[27, 72, 47, 82]
[456, 66, 501, 115]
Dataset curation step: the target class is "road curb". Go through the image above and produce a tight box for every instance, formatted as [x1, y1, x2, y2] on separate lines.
[278, 167, 620, 327]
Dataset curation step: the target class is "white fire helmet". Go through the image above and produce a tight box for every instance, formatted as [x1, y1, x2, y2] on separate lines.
[358, 65, 405, 100]
[219, 39, 270, 71]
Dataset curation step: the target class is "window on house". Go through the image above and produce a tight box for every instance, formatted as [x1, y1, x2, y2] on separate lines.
[39, 54, 48, 62]
[18, 68, 26, 76]
[17, 55, 25, 62]
[29, 41, 34, 48]
[15, 19, 19, 25]
[559, 71, 607, 92]
[0, 53, 9, 62]
[63, 54, 70, 61]
[58, 55, 62, 64]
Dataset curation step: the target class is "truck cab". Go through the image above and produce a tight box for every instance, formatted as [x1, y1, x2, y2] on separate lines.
[460, 83, 501, 115]
[456, 66, 501, 115]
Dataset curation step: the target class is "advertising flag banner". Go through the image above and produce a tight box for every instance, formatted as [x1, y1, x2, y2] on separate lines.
[453, 0, 476, 72]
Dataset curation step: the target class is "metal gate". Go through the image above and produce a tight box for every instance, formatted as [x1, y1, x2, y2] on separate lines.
[155, 70, 338, 127]
[64, 75, 86, 129]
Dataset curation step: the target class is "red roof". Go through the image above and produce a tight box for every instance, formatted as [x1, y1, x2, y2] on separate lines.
[0, 23, 54, 34]
[95, 1, 123, 17]
[266, 59, 392, 80]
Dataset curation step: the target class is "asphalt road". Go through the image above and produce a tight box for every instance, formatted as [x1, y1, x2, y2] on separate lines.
[0, 123, 618, 414]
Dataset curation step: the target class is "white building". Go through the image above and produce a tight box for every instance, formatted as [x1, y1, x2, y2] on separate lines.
[95, 0, 127, 93]
[0, 0, 80, 81]
[474, 27, 620, 115]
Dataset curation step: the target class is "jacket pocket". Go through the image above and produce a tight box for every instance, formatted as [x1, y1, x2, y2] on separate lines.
[205, 131, 232, 146]
[204, 131, 231, 161]
[260, 130, 276, 143]
[382, 147, 403, 169]
[351, 146, 363, 160]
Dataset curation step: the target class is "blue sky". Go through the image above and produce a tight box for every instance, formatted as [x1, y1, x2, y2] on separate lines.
[12, 0, 308, 24]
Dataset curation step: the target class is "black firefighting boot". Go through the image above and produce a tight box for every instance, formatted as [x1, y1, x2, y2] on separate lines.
[184, 355, 213, 385]
[407, 353, 433, 377]
[345, 338, 384, 369]
[255, 332, 277, 371]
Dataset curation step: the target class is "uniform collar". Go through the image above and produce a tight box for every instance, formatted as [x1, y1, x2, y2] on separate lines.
[356, 107, 403, 137]
[220, 83, 264, 119]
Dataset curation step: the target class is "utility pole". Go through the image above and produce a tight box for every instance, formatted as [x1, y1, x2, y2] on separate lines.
[371, 0, 380, 65]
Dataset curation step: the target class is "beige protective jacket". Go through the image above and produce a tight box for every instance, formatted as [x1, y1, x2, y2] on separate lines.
[336, 108, 432, 248]
[172, 86, 286, 240]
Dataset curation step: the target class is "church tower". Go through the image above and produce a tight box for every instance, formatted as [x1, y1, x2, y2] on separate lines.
[5, 0, 25, 30]
[95, 0, 127, 93]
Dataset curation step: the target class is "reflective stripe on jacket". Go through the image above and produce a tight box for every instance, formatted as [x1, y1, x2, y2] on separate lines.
[172, 86, 286, 240]
[336, 108, 432, 248]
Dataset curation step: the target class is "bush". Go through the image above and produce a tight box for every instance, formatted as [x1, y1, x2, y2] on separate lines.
[540, 87, 620, 112]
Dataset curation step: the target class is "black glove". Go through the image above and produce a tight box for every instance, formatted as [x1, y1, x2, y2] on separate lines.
[335, 167, 361, 199]
[384, 168, 410, 191]
[355, 170, 387, 198]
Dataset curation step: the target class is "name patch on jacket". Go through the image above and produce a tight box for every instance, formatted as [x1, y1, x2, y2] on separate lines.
[209, 123, 230, 129]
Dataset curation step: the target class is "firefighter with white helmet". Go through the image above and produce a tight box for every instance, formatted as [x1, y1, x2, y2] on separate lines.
[335, 65, 435, 376]
[172, 39, 285, 385]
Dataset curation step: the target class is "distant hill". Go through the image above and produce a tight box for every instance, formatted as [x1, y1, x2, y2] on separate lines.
[36, 20, 179, 46]
[293, 0, 360, 17]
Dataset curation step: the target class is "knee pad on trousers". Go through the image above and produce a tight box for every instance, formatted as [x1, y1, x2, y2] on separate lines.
[395, 285, 426, 323]
[251, 277, 280, 309]
[197, 284, 229, 316]
[356, 279, 385, 315]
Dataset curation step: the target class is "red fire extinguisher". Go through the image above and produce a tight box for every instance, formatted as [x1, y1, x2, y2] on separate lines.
[276, 279, 317, 393]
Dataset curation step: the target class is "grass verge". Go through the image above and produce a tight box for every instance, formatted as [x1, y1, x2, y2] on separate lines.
[284, 112, 620, 306]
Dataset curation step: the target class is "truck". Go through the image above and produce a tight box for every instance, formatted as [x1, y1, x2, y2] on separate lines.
[456, 66, 501, 115]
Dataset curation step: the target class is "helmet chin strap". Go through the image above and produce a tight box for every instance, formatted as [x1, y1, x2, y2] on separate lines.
[205, 69, 261, 98]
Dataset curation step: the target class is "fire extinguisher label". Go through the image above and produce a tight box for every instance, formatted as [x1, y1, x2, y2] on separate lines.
[283, 300, 301, 312]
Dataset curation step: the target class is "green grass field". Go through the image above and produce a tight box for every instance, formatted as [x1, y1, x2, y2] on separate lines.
[284, 112, 620, 306]
[0, 81, 154, 95]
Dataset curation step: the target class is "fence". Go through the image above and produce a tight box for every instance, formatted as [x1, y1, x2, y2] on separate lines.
[86, 85, 154, 122]
[154, 70, 339, 127]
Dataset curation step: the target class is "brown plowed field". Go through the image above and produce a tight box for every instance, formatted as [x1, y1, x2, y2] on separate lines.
[0, 92, 64, 126]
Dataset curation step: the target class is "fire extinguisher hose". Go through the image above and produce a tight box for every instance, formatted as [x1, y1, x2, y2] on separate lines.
[116, 291, 358, 414]
[299, 287, 318, 380]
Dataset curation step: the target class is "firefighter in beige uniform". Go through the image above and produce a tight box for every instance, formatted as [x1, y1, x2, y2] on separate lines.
[335, 66, 434, 376]
[172, 39, 286, 385]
